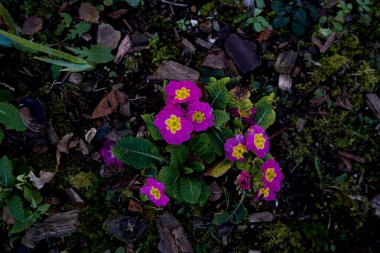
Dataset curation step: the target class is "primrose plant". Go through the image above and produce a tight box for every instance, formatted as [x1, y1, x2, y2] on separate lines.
[112, 78, 284, 224]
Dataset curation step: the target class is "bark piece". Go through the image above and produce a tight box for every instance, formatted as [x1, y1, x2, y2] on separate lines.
[224, 34, 261, 74]
[97, 23, 121, 49]
[103, 214, 147, 242]
[149, 61, 199, 82]
[79, 2, 99, 23]
[202, 48, 226, 69]
[195, 38, 212, 49]
[115, 34, 132, 64]
[65, 188, 85, 206]
[157, 212, 193, 253]
[366, 93, 380, 120]
[21, 210, 79, 249]
[371, 194, 380, 217]
[320, 32, 336, 53]
[248, 212, 274, 223]
[338, 151, 365, 164]
[182, 39, 196, 54]
[21, 16, 43, 35]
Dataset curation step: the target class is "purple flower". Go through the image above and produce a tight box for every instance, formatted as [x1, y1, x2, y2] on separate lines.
[154, 104, 193, 145]
[224, 134, 247, 162]
[186, 101, 214, 132]
[100, 139, 123, 167]
[165, 80, 202, 104]
[230, 108, 257, 125]
[140, 178, 170, 207]
[246, 126, 270, 158]
[236, 170, 251, 190]
[262, 159, 283, 192]
[255, 186, 277, 202]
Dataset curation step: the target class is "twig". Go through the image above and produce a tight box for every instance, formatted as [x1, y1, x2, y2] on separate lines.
[0, 82, 15, 91]
[159, 0, 187, 7]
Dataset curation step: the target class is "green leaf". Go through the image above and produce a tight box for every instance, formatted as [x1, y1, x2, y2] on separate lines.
[0, 155, 16, 187]
[7, 193, 25, 222]
[189, 161, 205, 172]
[34, 57, 94, 72]
[0, 4, 17, 35]
[67, 45, 115, 64]
[126, 0, 141, 7]
[0, 29, 89, 64]
[10, 211, 36, 233]
[0, 128, 4, 143]
[36, 203, 50, 214]
[255, 0, 265, 9]
[273, 16, 289, 29]
[0, 89, 12, 102]
[204, 159, 233, 177]
[66, 22, 92, 40]
[24, 188, 43, 209]
[197, 181, 210, 206]
[212, 211, 230, 226]
[142, 114, 163, 141]
[0, 102, 27, 131]
[228, 87, 253, 116]
[190, 133, 209, 155]
[169, 145, 189, 170]
[253, 93, 276, 130]
[213, 110, 230, 127]
[157, 166, 180, 197]
[254, 22, 263, 32]
[115, 247, 126, 253]
[234, 203, 248, 224]
[206, 77, 230, 110]
[295, 8, 307, 25]
[55, 12, 72, 36]
[179, 176, 202, 204]
[253, 8, 262, 17]
[112, 137, 164, 169]
[207, 128, 234, 156]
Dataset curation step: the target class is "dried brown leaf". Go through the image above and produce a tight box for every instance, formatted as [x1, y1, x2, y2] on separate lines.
[77, 139, 89, 155]
[21, 16, 43, 36]
[79, 2, 99, 23]
[28, 170, 56, 189]
[257, 25, 274, 43]
[128, 199, 143, 214]
[57, 133, 74, 153]
[85, 128, 97, 143]
[107, 9, 129, 19]
[97, 23, 121, 49]
[91, 90, 120, 118]
[208, 181, 222, 202]
[115, 34, 132, 64]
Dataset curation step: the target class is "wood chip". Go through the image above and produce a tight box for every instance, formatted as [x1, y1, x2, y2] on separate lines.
[115, 34, 132, 64]
[248, 212, 274, 223]
[149, 61, 199, 82]
[224, 34, 261, 74]
[311, 37, 323, 49]
[157, 212, 193, 253]
[195, 38, 212, 49]
[338, 151, 365, 164]
[97, 23, 121, 49]
[320, 32, 336, 53]
[366, 93, 380, 120]
[202, 48, 226, 69]
[65, 188, 85, 206]
[79, 2, 99, 23]
[107, 9, 129, 19]
[21, 16, 43, 36]
[274, 51, 298, 74]
[278, 74, 292, 90]
[182, 39, 196, 54]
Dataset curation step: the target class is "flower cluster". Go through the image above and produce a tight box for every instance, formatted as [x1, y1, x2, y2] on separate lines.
[154, 80, 214, 144]
[225, 125, 284, 201]
[224, 125, 270, 162]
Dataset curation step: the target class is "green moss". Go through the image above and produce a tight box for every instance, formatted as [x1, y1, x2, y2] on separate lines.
[152, 45, 181, 66]
[69, 172, 94, 190]
[200, 1, 217, 16]
[311, 54, 349, 83]
[259, 222, 304, 253]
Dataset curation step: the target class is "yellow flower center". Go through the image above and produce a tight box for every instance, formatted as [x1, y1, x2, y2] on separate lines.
[254, 133, 265, 149]
[150, 187, 161, 200]
[265, 168, 277, 182]
[262, 187, 269, 197]
[232, 143, 247, 160]
[165, 115, 182, 134]
[238, 109, 250, 118]
[192, 111, 205, 123]
[175, 87, 190, 100]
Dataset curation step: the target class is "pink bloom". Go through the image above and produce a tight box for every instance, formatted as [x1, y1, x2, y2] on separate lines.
[261, 159, 283, 192]
[236, 170, 252, 190]
[100, 139, 123, 167]
[224, 134, 247, 162]
[165, 80, 202, 104]
[246, 126, 270, 158]
[140, 178, 170, 207]
[154, 104, 193, 145]
[186, 101, 214, 132]
[255, 186, 277, 202]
